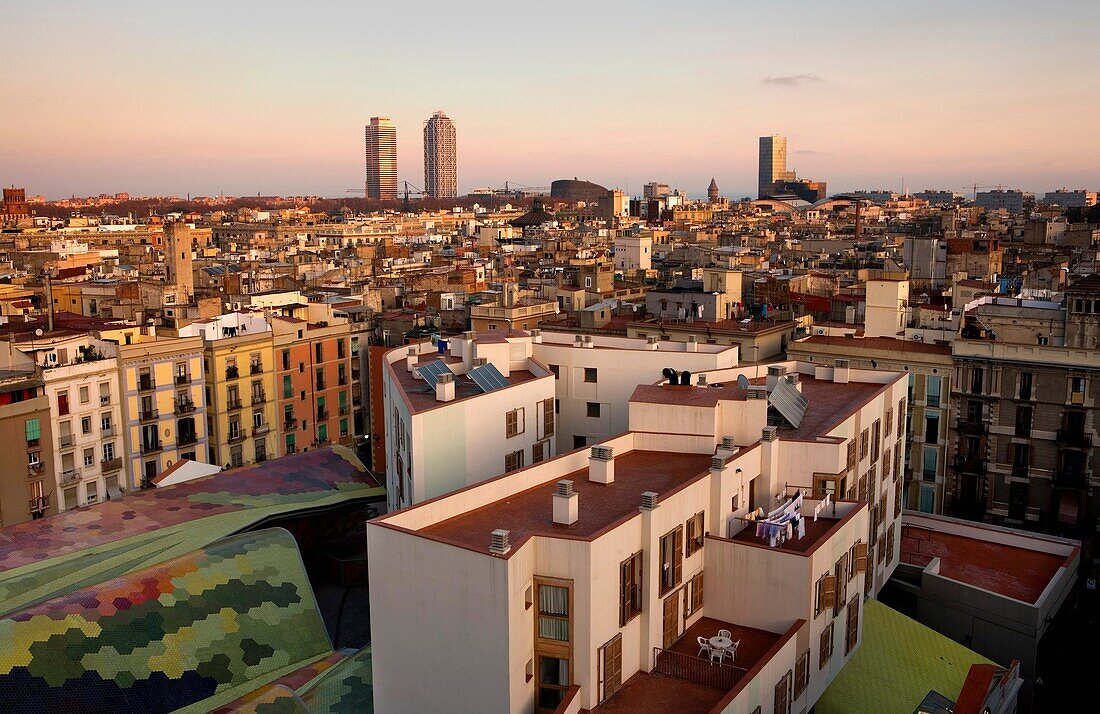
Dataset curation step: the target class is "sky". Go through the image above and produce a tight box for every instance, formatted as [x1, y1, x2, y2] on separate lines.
[2, 0, 1098, 199]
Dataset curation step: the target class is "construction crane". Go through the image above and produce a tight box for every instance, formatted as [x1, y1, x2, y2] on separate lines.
[346, 181, 425, 212]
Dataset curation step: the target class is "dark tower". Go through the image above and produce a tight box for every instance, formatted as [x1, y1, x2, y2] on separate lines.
[707, 178, 720, 203]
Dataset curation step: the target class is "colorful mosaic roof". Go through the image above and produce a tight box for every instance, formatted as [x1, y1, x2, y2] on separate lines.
[0, 447, 383, 616]
[0, 528, 368, 714]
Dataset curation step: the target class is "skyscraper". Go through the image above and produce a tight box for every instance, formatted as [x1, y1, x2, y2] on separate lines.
[364, 117, 397, 200]
[758, 135, 795, 198]
[423, 111, 457, 199]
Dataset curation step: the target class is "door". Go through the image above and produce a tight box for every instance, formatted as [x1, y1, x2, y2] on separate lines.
[599, 634, 622, 703]
[663, 592, 680, 649]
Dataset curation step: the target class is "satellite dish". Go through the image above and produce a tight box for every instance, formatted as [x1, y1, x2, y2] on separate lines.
[737, 374, 750, 389]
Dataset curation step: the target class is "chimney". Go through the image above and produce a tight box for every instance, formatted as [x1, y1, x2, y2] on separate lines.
[646, 336, 659, 351]
[640, 491, 659, 511]
[761, 426, 779, 442]
[833, 359, 850, 384]
[697, 373, 708, 386]
[589, 445, 614, 484]
[710, 455, 726, 471]
[530, 328, 542, 343]
[473, 357, 487, 366]
[406, 346, 419, 372]
[686, 335, 698, 352]
[490, 529, 511, 555]
[746, 385, 769, 400]
[766, 365, 788, 392]
[435, 372, 455, 402]
[786, 373, 800, 389]
[553, 480, 579, 525]
[583, 335, 594, 348]
[574, 334, 584, 346]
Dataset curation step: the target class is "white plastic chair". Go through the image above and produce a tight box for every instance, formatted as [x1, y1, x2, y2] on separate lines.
[697, 636, 712, 659]
[727, 639, 741, 663]
[718, 629, 732, 640]
[709, 647, 726, 663]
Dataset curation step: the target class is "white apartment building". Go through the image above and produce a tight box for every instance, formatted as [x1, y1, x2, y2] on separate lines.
[613, 232, 652, 272]
[533, 331, 738, 451]
[368, 361, 907, 713]
[381, 329, 556, 511]
[17, 335, 127, 510]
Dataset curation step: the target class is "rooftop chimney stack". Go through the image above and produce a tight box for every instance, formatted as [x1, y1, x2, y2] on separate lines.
[489, 529, 511, 555]
[646, 336, 659, 351]
[686, 335, 698, 352]
[640, 491, 659, 511]
[833, 359, 850, 384]
[435, 372, 456, 402]
[583, 335, 594, 348]
[553, 480, 579, 525]
[766, 365, 788, 392]
[407, 346, 419, 372]
[589, 445, 615, 484]
[530, 328, 542, 343]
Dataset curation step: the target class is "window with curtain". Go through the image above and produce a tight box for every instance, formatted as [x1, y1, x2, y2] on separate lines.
[926, 375, 941, 407]
[538, 584, 569, 641]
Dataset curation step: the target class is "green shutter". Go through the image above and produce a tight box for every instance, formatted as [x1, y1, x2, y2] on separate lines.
[318, 423, 328, 441]
[282, 375, 292, 398]
[339, 391, 347, 408]
[25, 419, 41, 441]
[340, 418, 348, 435]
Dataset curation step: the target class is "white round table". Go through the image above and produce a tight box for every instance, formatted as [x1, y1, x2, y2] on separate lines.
[708, 635, 733, 650]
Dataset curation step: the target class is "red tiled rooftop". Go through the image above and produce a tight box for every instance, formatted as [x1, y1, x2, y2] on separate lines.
[389, 355, 543, 414]
[419, 450, 714, 553]
[799, 334, 951, 356]
[900, 525, 1067, 604]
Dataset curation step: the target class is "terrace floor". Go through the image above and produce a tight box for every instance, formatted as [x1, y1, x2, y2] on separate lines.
[728, 515, 842, 554]
[900, 525, 1067, 604]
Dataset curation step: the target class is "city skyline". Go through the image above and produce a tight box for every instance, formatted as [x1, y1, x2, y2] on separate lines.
[2, 1, 1098, 198]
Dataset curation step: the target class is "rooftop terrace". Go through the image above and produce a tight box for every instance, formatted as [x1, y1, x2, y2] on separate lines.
[389, 354, 542, 414]
[418, 450, 714, 554]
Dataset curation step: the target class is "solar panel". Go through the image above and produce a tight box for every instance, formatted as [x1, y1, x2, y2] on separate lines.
[736, 374, 750, 389]
[469, 363, 510, 393]
[769, 377, 809, 428]
[415, 359, 454, 390]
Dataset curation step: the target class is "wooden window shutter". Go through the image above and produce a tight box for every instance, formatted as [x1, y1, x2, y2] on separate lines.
[819, 622, 832, 669]
[692, 571, 704, 612]
[846, 596, 860, 654]
[544, 399, 555, 437]
[619, 560, 628, 626]
[673, 526, 683, 587]
[854, 542, 868, 574]
[822, 574, 836, 611]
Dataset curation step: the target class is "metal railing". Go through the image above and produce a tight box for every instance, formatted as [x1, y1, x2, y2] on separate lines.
[174, 398, 196, 415]
[251, 392, 267, 405]
[101, 457, 123, 472]
[1053, 468, 1088, 490]
[226, 398, 243, 411]
[652, 647, 744, 691]
[59, 435, 74, 449]
[138, 378, 156, 392]
[60, 468, 81, 484]
[252, 423, 270, 435]
[175, 373, 191, 385]
[250, 363, 263, 374]
[1056, 429, 1092, 449]
[177, 432, 198, 445]
[140, 409, 158, 422]
[225, 366, 239, 379]
[141, 441, 161, 454]
[228, 429, 247, 443]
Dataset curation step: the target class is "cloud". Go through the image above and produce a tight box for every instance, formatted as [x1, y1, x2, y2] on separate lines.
[762, 74, 824, 86]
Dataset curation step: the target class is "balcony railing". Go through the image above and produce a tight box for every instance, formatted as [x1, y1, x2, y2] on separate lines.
[250, 363, 263, 375]
[101, 457, 123, 472]
[226, 399, 243, 411]
[175, 373, 191, 385]
[339, 405, 349, 415]
[29, 494, 49, 515]
[59, 435, 74, 449]
[140, 409, 158, 422]
[652, 648, 744, 691]
[338, 376, 348, 386]
[28, 461, 44, 477]
[225, 366, 239, 380]
[141, 441, 162, 454]
[251, 392, 267, 405]
[284, 416, 298, 429]
[955, 419, 987, 435]
[101, 426, 115, 437]
[60, 468, 81, 484]
[1011, 463, 1029, 479]
[100, 395, 111, 405]
[252, 423, 270, 435]
[317, 409, 329, 421]
[1057, 429, 1092, 449]
[177, 432, 198, 446]
[174, 398, 196, 415]
[228, 430, 247, 444]
[138, 378, 156, 392]
[954, 455, 987, 473]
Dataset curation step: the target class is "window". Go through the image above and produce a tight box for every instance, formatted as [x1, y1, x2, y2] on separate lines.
[926, 375, 941, 407]
[683, 570, 704, 618]
[315, 368, 325, 390]
[533, 440, 549, 464]
[314, 342, 323, 363]
[774, 669, 792, 714]
[885, 408, 893, 437]
[685, 511, 705, 557]
[83, 448, 94, 467]
[536, 581, 570, 642]
[815, 571, 836, 616]
[79, 386, 90, 404]
[25, 418, 41, 443]
[285, 434, 296, 454]
[584, 367, 597, 383]
[252, 411, 264, 429]
[970, 367, 984, 394]
[859, 428, 869, 460]
[283, 375, 292, 398]
[871, 419, 881, 460]
[340, 418, 349, 437]
[819, 621, 834, 669]
[845, 596, 860, 654]
[586, 402, 601, 418]
[1019, 371, 1033, 400]
[281, 349, 290, 370]
[58, 392, 70, 416]
[505, 449, 524, 473]
[86, 481, 98, 504]
[81, 416, 91, 434]
[619, 551, 643, 626]
[318, 423, 328, 443]
[549, 364, 559, 379]
[924, 411, 940, 443]
[537, 656, 570, 711]
[897, 398, 905, 436]
[506, 408, 525, 438]
[794, 650, 810, 700]
[850, 541, 868, 579]
[337, 339, 346, 359]
[659, 526, 683, 595]
[1015, 405, 1032, 437]
[542, 399, 555, 438]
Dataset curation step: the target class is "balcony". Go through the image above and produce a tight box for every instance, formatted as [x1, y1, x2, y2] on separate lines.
[255, 453, 268, 463]
[141, 440, 162, 454]
[225, 365, 239, 380]
[29, 493, 50, 515]
[28, 461, 44, 478]
[250, 363, 263, 375]
[140, 408, 158, 422]
[101, 457, 123, 472]
[138, 377, 156, 392]
[177, 432, 198, 446]
[284, 416, 298, 430]
[954, 455, 987, 473]
[100, 395, 111, 405]
[58, 435, 74, 449]
[174, 397, 196, 415]
[317, 409, 329, 421]
[339, 405, 349, 415]
[338, 376, 348, 386]
[1011, 463, 1030, 479]
[955, 419, 987, 435]
[251, 392, 267, 405]
[252, 423, 270, 436]
[175, 373, 191, 385]
[1057, 429, 1092, 449]
[228, 429, 247, 444]
[226, 398, 243, 411]
[1052, 468, 1088, 490]
[60, 468, 81, 485]
[101, 426, 115, 437]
